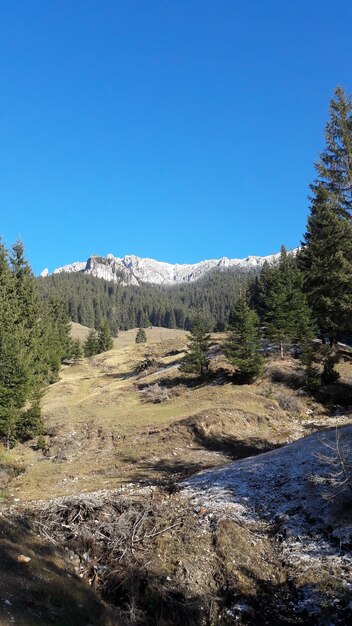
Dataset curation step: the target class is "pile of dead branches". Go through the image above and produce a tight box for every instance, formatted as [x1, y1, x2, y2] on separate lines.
[23, 489, 183, 616]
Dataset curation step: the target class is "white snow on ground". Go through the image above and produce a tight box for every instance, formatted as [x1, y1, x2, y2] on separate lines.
[182, 425, 352, 609]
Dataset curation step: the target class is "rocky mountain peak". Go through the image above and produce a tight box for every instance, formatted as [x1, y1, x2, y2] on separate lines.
[44, 250, 289, 286]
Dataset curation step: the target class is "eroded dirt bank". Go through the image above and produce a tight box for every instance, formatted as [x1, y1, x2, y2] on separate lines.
[3, 426, 352, 626]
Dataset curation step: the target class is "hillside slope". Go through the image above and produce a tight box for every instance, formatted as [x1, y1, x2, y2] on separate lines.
[3, 327, 335, 503]
[183, 426, 352, 620]
[1, 329, 351, 624]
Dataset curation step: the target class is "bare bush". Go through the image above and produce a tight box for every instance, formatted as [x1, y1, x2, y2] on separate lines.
[140, 383, 170, 403]
[276, 392, 304, 415]
[311, 428, 352, 504]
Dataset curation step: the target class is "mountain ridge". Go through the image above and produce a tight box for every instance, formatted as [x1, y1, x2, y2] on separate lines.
[41, 250, 287, 286]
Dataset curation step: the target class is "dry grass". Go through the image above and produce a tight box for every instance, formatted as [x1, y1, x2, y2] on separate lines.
[2, 333, 352, 625]
[70, 321, 92, 342]
[4, 329, 350, 504]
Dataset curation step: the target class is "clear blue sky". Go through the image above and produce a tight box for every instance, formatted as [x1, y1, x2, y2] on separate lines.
[0, 0, 351, 274]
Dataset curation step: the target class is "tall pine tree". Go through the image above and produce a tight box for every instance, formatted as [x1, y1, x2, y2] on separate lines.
[180, 315, 211, 380]
[98, 319, 114, 352]
[299, 185, 352, 342]
[260, 247, 315, 358]
[225, 294, 264, 383]
[84, 329, 99, 357]
[300, 87, 352, 344]
[0, 240, 72, 446]
[312, 86, 352, 219]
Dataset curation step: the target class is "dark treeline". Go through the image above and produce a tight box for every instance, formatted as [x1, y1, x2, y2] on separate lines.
[37, 267, 255, 333]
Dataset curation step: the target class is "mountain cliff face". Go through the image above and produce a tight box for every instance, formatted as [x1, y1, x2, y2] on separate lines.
[41, 251, 282, 286]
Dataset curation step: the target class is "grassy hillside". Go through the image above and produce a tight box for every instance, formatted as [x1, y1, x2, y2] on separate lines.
[1, 328, 352, 625]
[4, 328, 349, 503]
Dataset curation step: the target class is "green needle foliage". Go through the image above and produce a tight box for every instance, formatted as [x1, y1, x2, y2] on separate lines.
[0, 239, 72, 447]
[299, 88, 352, 345]
[83, 329, 100, 357]
[98, 319, 114, 352]
[180, 315, 211, 380]
[83, 320, 114, 356]
[255, 247, 316, 359]
[299, 185, 352, 343]
[135, 327, 147, 343]
[225, 294, 264, 383]
[300, 87, 352, 382]
[71, 338, 83, 361]
[312, 86, 352, 219]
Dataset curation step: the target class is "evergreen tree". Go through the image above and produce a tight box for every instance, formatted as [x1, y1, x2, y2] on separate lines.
[9, 241, 46, 389]
[41, 296, 73, 381]
[225, 294, 264, 383]
[299, 87, 352, 381]
[263, 247, 295, 358]
[312, 86, 352, 219]
[0, 240, 71, 446]
[16, 400, 43, 442]
[299, 185, 352, 343]
[0, 242, 44, 445]
[0, 330, 30, 448]
[321, 350, 340, 385]
[98, 319, 114, 352]
[180, 315, 211, 379]
[167, 310, 177, 329]
[261, 247, 316, 358]
[83, 329, 99, 357]
[135, 327, 147, 343]
[71, 338, 83, 361]
[249, 260, 272, 320]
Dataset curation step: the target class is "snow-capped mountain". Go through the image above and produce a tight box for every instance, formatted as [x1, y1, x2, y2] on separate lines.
[41, 251, 284, 286]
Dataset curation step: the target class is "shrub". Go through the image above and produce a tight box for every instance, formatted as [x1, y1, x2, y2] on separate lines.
[276, 392, 303, 414]
[140, 383, 170, 403]
[36, 435, 47, 451]
[135, 328, 147, 343]
[311, 428, 352, 505]
[134, 357, 157, 374]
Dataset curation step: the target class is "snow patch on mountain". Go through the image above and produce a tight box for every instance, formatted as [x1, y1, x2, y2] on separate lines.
[45, 250, 286, 286]
[53, 261, 87, 275]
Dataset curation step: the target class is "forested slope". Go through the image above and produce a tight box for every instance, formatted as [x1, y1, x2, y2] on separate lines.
[38, 266, 255, 333]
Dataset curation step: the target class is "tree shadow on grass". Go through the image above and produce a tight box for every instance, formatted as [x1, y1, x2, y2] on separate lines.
[120, 456, 211, 485]
[136, 375, 198, 390]
[0, 517, 116, 626]
[121, 432, 282, 487]
[105, 370, 137, 380]
[312, 381, 352, 407]
[191, 429, 282, 460]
